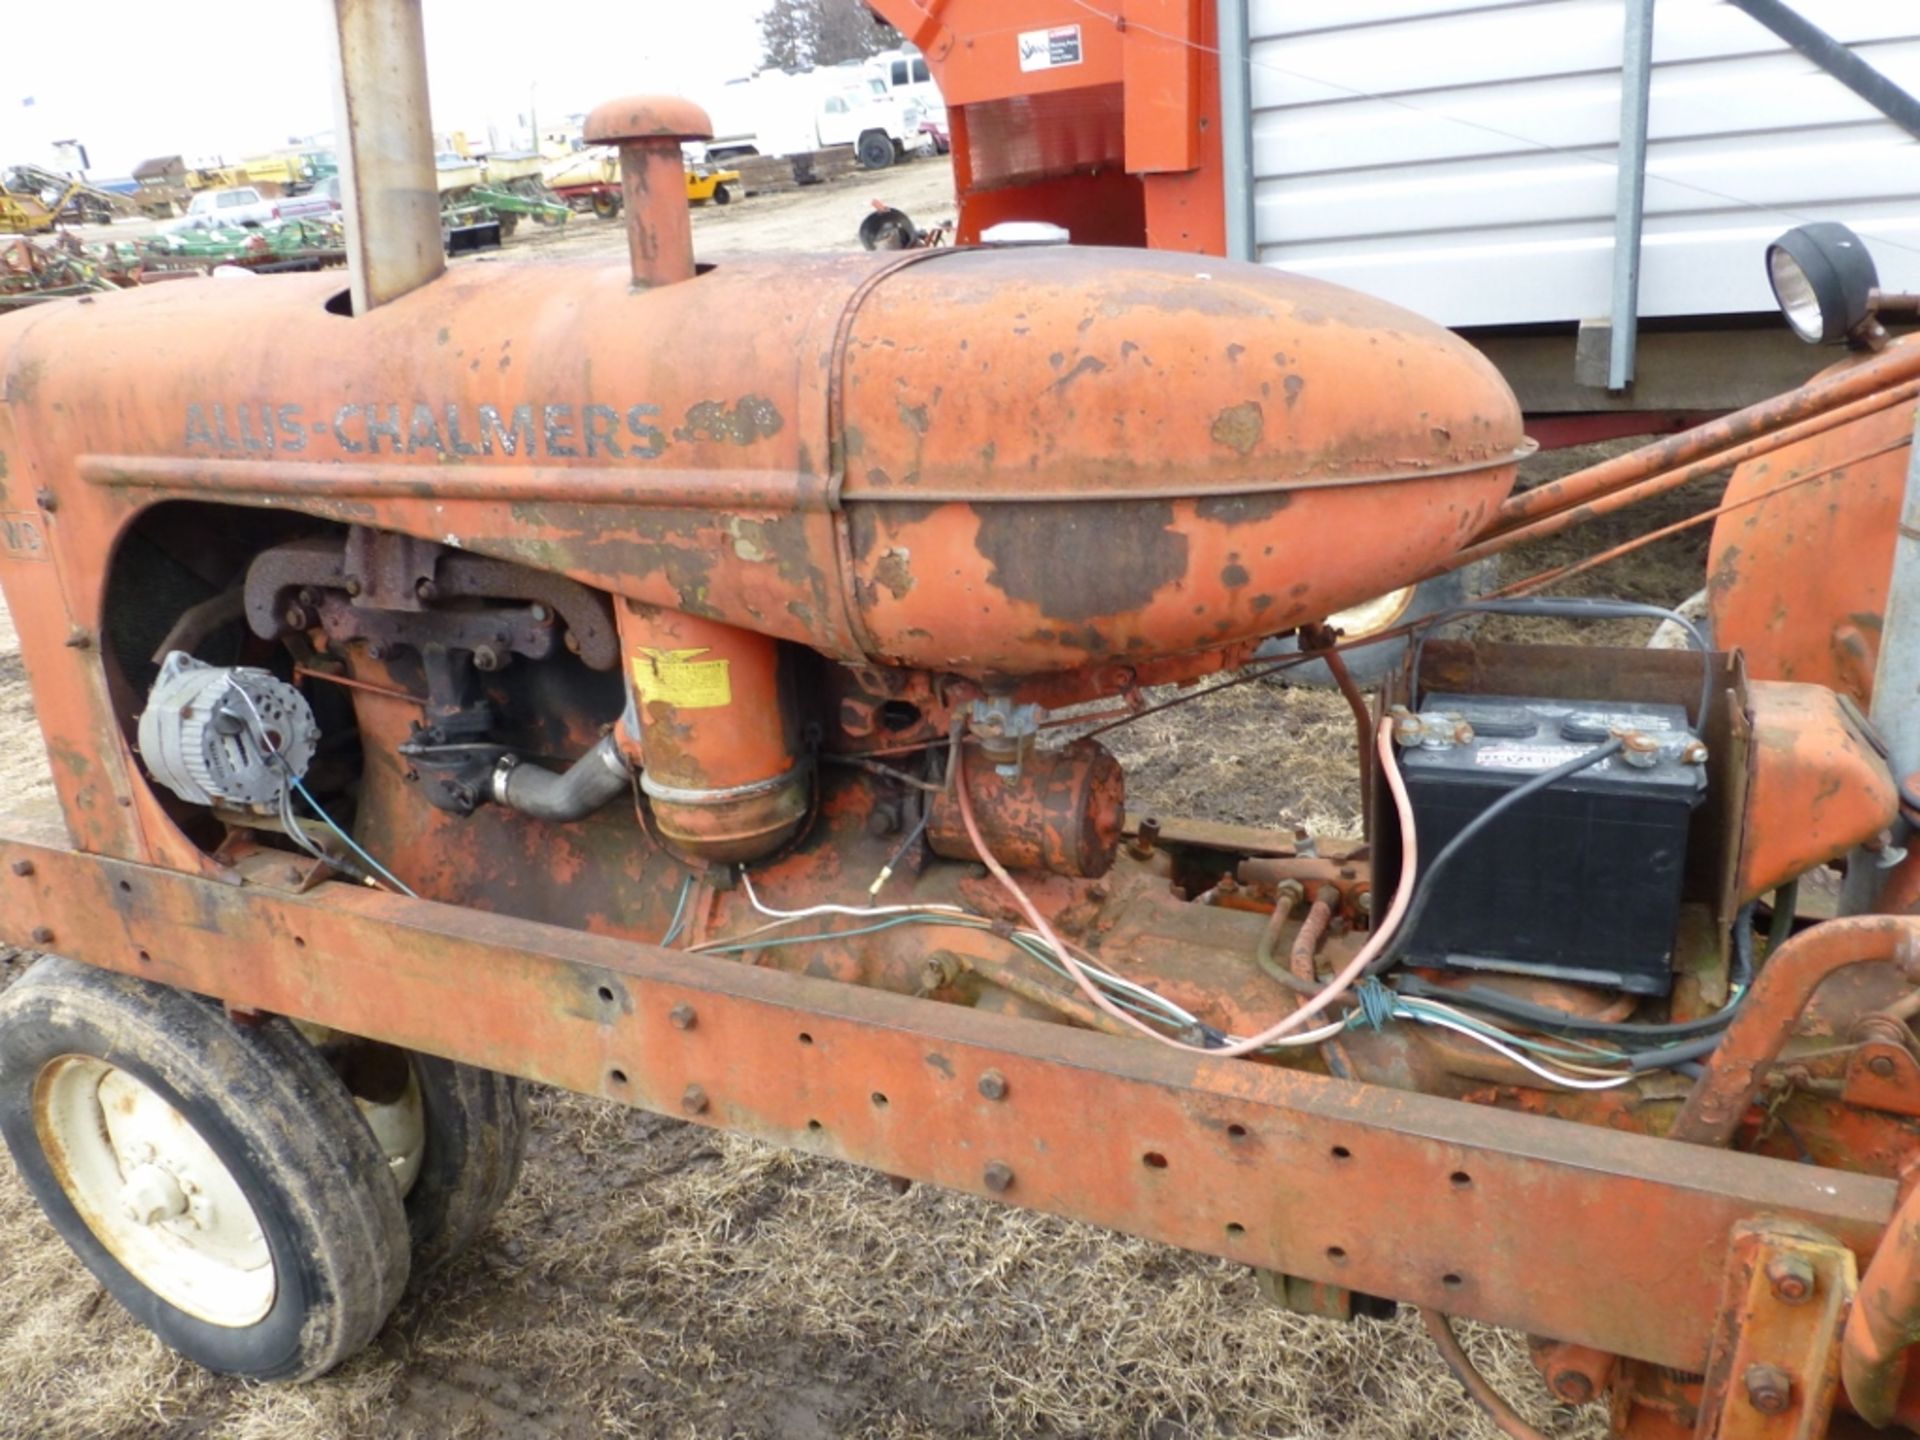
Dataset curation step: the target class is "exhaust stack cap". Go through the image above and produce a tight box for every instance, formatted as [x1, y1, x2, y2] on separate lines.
[584, 95, 713, 290]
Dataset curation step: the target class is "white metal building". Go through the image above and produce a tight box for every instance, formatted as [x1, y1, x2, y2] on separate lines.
[1247, 0, 1920, 332]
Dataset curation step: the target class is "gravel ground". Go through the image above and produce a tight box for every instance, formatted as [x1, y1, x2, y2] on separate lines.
[0, 156, 1710, 1440]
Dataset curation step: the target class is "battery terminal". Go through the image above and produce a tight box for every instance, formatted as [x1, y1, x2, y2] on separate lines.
[1614, 728, 1662, 769]
[1608, 725, 1709, 769]
[1389, 705, 1476, 750]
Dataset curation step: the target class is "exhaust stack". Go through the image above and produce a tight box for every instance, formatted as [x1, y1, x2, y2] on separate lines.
[583, 96, 713, 289]
[325, 0, 445, 314]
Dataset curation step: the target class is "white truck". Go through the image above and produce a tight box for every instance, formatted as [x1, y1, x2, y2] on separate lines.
[865, 49, 943, 118]
[704, 68, 922, 171]
[865, 47, 948, 152]
[168, 186, 334, 233]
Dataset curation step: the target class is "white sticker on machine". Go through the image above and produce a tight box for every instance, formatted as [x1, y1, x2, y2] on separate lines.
[1019, 24, 1083, 71]
[1473, 743, 1606, 772]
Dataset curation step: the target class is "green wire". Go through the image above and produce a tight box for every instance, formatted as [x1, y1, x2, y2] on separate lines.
[291, 777, 417, 898]
[697, 911, 989, 956]
[660, 873, 693, 946]
[695, 908, 1666, 1072]
[1390, 997, 1630, 1065]
[697, 909, 1658, 1070]
[701, 911, 1200, 1033]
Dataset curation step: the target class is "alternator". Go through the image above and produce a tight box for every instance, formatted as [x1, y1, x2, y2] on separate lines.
[137, 652, 319, 811]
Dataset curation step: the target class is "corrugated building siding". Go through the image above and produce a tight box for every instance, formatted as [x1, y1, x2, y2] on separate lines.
[1247, 0, 1920, 327]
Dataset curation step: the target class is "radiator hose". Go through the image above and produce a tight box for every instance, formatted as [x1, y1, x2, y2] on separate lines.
[491, 734, 631, 821]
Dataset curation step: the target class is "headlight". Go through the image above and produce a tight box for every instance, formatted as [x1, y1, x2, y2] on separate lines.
[1765, 222, 1879, 345]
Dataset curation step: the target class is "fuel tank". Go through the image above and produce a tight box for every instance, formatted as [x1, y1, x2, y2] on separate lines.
[0, 245, 1526, 680]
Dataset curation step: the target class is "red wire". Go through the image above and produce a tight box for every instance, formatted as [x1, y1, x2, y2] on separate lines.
[952, 721, 1421, 1056]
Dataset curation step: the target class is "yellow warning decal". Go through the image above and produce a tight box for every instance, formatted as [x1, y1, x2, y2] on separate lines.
[631, 647, 733, 709]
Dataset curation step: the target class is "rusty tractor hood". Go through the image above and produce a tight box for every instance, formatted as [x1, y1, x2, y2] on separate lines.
[0, 245, 1525, 678]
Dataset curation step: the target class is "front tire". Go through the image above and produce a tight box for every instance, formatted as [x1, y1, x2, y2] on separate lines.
[711, 183, 733, 206]
[1259, 564, 1492, 690]
[408, 1058, 528, 1272]
[857, 131, 896, 170]
[0, 958, 410, 1381]
[314, 1031, 529, 1275]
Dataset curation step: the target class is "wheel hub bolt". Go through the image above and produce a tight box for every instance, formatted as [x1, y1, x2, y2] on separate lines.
[1743, 1363, 1793, 1414]
[121, 1163, 188, 1226]
[978, 1070, 1009, 1101]
[668, 1002, 697, 1031]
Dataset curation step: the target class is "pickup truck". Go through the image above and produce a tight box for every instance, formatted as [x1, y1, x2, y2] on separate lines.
[706, 71, 923, 170]
[169, 186, 333, 232]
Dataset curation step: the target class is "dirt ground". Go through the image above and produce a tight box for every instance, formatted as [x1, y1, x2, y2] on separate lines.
[526, 156, 958, 262]
[0, 158, 1717, 1440]
[61, 155, 958, 267]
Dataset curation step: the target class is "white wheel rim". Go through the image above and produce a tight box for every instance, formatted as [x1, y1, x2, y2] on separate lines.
[1328, 585, 1418, 641]
[290, 1022, 426, 1196]
[360, 1063, 426, 1196]
[34, 1055, 276, 1327]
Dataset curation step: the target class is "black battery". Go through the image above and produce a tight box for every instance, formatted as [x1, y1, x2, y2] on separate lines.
[1396, 693, 1707, 995]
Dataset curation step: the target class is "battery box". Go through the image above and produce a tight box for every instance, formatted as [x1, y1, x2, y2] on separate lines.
[1397, 693, 1707, 995]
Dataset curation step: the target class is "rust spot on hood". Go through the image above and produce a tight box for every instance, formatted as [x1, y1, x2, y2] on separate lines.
[1210, 401, 1264, 456]
[1194, 492, 1291, 524]
[4, 357, 45, 404]
[1049, 355, 1108, 392]
[676, 395, 784, 445]
[872, 548, 914, 600]
[973, 500, 1187, 625]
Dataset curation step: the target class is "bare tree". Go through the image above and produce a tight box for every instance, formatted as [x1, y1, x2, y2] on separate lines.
[814, 0, 900, 64]
[758, 0, 814, 71]
[758, 0, 901, 71]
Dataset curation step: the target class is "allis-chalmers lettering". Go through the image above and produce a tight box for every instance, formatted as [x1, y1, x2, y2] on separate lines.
[183, 401, 670, 460]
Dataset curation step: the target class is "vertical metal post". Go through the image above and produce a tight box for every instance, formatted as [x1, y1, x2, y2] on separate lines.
[1216, 0, 1256, 263]
[1844, 406, 1920, 914]
[324, 0, 446, 315]
[1607, 0, 1656, 392]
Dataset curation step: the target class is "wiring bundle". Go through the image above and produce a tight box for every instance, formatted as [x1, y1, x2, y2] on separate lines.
[238, 591, 1768, 1093]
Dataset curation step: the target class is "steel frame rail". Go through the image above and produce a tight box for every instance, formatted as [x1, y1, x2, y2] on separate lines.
[0, 815, 1897, 1380]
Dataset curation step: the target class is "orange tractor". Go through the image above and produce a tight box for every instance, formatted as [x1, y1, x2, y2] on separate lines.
[3, 6, 1920, 1438]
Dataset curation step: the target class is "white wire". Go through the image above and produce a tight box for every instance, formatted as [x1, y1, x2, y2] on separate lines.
[1017, 930, 1204, 1025]
[1392, 994, 1631, 1065]
[1242, 1016, 1352, 1049]
[740, 869, 968, 921]
[1017, 933, 1344, 1045]
[1404, 1008, 1636, 1090]
[738, 874, 1240, 1039]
